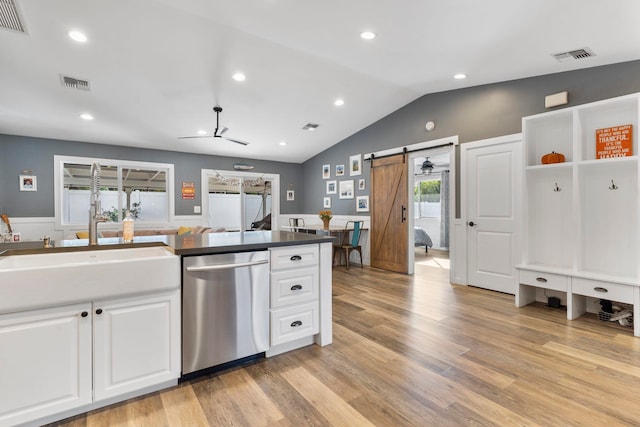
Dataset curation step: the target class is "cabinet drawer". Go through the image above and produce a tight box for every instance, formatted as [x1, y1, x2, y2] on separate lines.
[271, 267, 318, 308]
[270, 302, 319, 346]
[270, 244, 318, 270]
[571, 278, 635, 303]
[519, 269, 569, 292]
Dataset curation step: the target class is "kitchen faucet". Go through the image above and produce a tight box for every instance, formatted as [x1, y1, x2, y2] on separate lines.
[89, 162, 108, 245]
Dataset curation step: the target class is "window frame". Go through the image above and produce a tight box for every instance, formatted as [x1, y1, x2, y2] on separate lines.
[201, 168, 280, 232]
[414, 177, 442, 219]
[54, 155, 175, 231]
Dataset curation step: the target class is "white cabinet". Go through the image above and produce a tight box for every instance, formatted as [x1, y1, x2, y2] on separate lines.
[0, 290, 180, 426]
[93, 291, 181, 401]
[0, 304, 92, 427]
[517, 93, 640, 336]
[268, 245, 320, 351]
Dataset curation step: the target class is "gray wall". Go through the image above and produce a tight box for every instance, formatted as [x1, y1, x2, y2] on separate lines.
[0, 134, 302, 217]
[4, 60, 640, 219]
[301, 60, 640, 214]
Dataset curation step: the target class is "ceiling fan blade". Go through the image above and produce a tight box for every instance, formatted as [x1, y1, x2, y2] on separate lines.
[222, 137, 249, 146]
[177, 135, 213, 140]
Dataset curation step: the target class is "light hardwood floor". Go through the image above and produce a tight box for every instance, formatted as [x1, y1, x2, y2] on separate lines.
[49, 263, 640, 426]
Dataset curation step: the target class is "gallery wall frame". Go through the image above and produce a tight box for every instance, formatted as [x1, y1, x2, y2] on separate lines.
[350, 154, 362, 176]
[326, 180, 337, 194]
[356, 195, 369, 212]
[322, 164, 330, 179]
[339, 179, 354, 199]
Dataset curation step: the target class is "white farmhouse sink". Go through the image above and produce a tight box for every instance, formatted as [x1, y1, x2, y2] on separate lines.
[0, 246, 180, 314]
[0, 246, 172, 269]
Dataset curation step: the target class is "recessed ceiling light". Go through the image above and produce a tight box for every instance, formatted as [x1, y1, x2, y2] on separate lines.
[68, 30, 88, 43]
[197, 130, 207, 135]
[232, 72, 246, 82]
[80, 113, 94, 120]
[334, 98, 344, 107]
[360, 31, 376, 40]
[279, 141, 287, 146]
[454, 73, 467, 80]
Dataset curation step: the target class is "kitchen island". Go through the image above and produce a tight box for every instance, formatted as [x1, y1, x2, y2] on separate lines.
[0, 230, 333, 427]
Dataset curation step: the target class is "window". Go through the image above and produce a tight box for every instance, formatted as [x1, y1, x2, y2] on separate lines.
[201, 169, 279, 232]
[55, 156, 174, 229]
[414, 178, 441, 218]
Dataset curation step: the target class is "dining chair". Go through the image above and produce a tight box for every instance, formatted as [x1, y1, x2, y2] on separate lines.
[333, 220, 364, 269]
[288, 217, 305, 231]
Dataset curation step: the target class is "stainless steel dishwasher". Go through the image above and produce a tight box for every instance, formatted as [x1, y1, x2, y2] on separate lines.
[182, 250, 269, 376]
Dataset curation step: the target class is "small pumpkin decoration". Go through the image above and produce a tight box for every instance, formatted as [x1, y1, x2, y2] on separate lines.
[541, 151, 565, 164]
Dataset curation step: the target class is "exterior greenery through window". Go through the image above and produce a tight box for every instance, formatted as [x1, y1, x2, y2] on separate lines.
[414, 179, 441, 218]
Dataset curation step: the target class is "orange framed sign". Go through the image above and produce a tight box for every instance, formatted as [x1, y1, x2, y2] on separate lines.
[182, 181, 195, 200]
[596, 124, 633, 159]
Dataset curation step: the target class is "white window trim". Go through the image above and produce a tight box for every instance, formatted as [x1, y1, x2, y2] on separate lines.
[54, 155, 175, 232]
[201, 169, 280, 231]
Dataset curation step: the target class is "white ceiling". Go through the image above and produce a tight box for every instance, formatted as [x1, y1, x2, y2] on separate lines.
[2, 0, 640, 163]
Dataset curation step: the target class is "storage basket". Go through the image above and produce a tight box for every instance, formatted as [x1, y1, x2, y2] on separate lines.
[598, 302, 633, 328]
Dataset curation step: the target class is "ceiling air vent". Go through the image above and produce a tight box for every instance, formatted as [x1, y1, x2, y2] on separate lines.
[552, 48, 595, 63]
[0, 0, 26, 33]
[60, 75, 91, 91]
[302, 123, 319, 131]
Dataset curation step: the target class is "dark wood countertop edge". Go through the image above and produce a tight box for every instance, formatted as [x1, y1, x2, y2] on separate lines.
[173, 236, 335, 256]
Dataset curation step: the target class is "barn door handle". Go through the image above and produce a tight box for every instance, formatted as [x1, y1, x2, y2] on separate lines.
[401, 205, 406, 223]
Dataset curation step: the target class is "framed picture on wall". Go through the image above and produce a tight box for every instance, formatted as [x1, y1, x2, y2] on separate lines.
[19, 175, 37, 192]
[358, 178, 365, 190]
[323, 197, 331, 208]
[326, 180, 337, 194]
[336, 164, 345, 176]
[339, 180, 354, 199]
[349, 154, 362, 176]
[322, 164, 330, 179]
[286, 190, 295, 201]
[356, 195, 369, 212]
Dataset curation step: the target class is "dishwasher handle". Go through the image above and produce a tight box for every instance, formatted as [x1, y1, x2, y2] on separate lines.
[185, 259, 268, 272]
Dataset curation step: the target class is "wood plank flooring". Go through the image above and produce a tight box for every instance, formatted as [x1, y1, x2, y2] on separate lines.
[48, 263, 640, 426]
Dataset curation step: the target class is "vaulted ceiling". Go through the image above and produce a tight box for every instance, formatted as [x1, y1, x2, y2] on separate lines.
[2, 0, 640, 163]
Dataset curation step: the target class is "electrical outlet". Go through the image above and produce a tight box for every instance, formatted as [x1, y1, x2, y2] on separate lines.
[194, 206, 201, 214]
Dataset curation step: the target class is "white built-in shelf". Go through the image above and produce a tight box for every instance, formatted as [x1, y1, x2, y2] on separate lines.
[518, 92, 640, 337]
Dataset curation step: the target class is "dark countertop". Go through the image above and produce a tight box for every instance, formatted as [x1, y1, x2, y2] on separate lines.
[0, 231, 334, 257]
[167, 230, 334, 256]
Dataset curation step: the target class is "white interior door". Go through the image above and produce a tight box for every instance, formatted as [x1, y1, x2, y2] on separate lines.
[462, 134, 521, 294]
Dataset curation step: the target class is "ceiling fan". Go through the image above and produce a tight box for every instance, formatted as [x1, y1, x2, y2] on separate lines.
[420, 157, 435, 175]
[178, 106, 249, 146]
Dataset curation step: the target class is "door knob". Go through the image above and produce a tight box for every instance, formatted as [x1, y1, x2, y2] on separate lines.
[468, 221, 476, 227]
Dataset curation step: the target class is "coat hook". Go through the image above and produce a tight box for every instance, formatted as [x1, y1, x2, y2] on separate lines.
[609, 179, 618, 190]
[553, 182, 561, 192]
